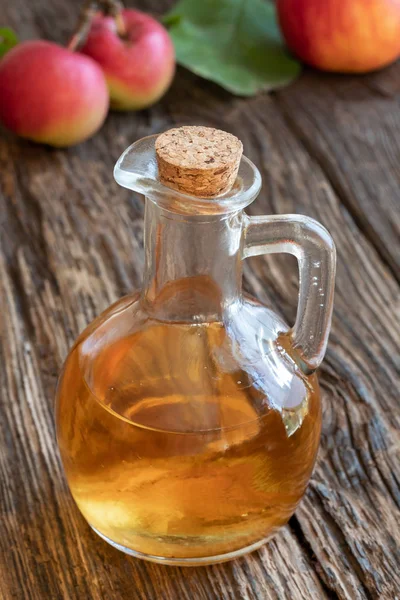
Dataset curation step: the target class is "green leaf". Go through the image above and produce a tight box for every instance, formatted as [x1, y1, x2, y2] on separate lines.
[164, 0, 301, 96]
[0, 28, 18, 58]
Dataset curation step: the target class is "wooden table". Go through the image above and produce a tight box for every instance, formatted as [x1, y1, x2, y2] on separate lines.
[1, 1, 399, 598]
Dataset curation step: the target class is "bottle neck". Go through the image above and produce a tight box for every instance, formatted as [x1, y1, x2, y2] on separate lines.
[141, 199, 243, 322]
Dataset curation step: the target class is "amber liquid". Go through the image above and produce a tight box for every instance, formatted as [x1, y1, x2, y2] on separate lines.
[57, 318, 321, 564]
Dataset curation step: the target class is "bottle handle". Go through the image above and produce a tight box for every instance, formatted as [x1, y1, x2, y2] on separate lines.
[242, 214, 336, 373]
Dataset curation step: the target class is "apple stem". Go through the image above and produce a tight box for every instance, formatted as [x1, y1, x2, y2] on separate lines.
[67, 0, 99, 52]
[101, 0, 127, 38]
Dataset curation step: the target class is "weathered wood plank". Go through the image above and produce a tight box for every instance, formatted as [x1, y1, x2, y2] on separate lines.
[0, 1, 399, 599]
[275, 68, 400, 278]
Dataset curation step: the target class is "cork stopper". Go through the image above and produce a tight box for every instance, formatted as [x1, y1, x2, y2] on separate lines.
[155, 126, 243, 198]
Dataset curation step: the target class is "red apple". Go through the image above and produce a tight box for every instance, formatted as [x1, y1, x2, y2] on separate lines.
[80, 9, 175, 110]
[0, 40, 109, 147]
[277, 0, 400, 73]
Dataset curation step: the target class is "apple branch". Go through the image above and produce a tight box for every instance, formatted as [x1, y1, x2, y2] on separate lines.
[68, 0, 99, 52]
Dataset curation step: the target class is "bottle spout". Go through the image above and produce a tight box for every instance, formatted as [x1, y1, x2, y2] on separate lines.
[114, 133, 262, 215]
[114, 134, 161, 197]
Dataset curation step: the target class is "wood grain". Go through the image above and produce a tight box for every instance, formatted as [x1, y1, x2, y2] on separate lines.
[0, 1, 399, 599]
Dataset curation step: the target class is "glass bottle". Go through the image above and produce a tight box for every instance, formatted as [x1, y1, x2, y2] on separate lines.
[56, 129, 336, 566]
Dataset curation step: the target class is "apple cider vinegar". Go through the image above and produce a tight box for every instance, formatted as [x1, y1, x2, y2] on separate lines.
[57, 311, 321, 563]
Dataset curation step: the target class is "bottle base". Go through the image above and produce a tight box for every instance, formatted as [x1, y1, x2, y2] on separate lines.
[91, 527, 272, 566]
